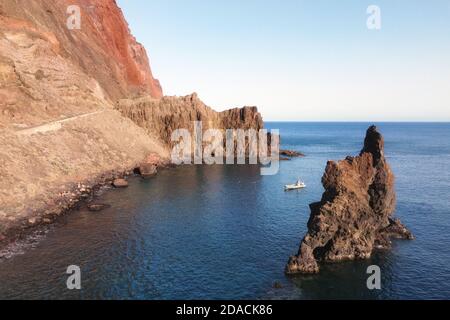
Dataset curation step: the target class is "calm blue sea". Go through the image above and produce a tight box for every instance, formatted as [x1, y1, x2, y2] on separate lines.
[0, 122, 449, 299]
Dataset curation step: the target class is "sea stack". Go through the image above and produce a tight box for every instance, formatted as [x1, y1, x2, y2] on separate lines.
[286, 126, 414, 274]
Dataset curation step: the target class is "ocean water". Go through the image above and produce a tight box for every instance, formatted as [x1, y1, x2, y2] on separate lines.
[0, 122, 449, 300]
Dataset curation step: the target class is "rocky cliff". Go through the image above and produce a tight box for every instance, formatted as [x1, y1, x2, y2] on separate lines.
[0, 1, 265, 243]
[0, 0, 162, 127]
[286, 126, 414, 274]
[0, 0, 169, 239]
[117, 93, 264, 148]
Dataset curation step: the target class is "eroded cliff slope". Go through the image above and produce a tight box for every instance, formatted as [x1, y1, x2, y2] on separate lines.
[0, 0, 264, 241]
[0, 0, 162, 126]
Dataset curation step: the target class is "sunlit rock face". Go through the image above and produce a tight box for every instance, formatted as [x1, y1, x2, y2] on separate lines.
[0, 1, 266, 241]
[0, 0, 162, 125]
[0, 0, 166, 236]
[286, 126, 414, 274]
[116, 93, 264, 149]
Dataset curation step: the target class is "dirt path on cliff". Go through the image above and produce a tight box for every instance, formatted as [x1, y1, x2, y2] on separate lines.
[15, 110, 106, 136]
[0, 108, 170, 238]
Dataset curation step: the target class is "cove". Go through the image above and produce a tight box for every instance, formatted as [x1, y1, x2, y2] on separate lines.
[0, 123, 449, 300]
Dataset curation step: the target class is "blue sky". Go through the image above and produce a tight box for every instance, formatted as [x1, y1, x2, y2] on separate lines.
[117, 0, 450, 121]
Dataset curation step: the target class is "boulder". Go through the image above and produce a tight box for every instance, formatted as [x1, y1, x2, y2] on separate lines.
[113, 178, 128, 188]
[42, 218, 52, 224]
[28, 217, 38, 226]
[87, 203, 111, 212]
[273, 281, 284, 289]
[139, 163, 158, 178]
[135, 153, 160, 178]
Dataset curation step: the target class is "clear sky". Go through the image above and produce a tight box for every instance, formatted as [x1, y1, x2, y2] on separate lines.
[117, 0, 450, 121]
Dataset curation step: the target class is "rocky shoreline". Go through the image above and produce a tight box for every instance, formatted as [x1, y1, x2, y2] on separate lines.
[0, 155, 172, 252]
[0, 146, 275, 251]
[0, 0, 268, 251]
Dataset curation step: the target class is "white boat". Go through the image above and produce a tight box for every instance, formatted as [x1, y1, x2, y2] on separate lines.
[285, 180, 306, 191]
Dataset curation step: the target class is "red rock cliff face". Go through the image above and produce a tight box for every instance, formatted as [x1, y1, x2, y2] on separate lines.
[0, 0, 162, 102]
[72, 0, 163, 99]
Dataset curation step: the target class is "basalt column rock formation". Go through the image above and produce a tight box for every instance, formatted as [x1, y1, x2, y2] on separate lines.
[116, 93, 264, 148]
[286, 126, 414, 274]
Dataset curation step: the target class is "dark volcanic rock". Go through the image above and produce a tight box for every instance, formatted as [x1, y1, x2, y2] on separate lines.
[286, 126, 413, 274]
[87, 203, 111, 212]
[280, 150, 305, 158]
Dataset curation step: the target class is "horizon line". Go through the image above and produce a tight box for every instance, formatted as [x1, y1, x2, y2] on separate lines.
[264, 120, 450, 123]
